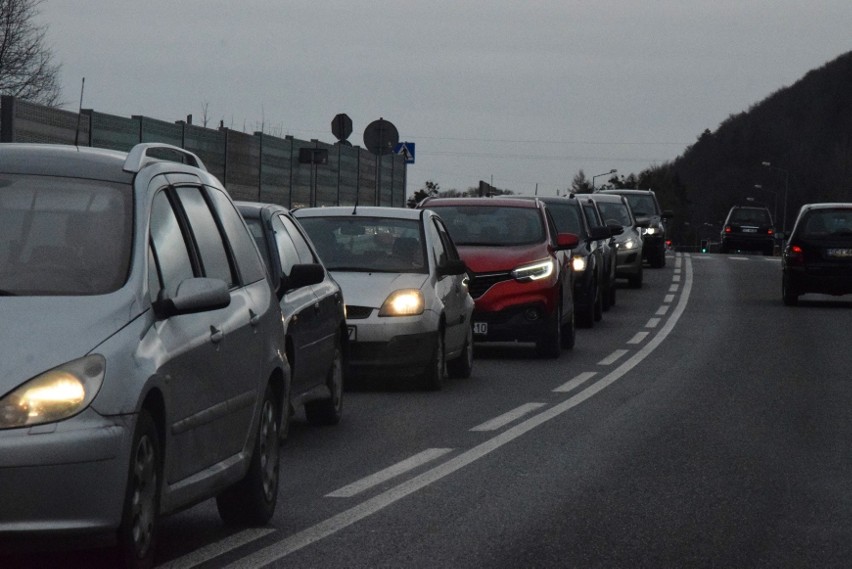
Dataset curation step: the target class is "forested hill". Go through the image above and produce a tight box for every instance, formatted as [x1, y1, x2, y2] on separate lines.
[650, 51, 852, 244]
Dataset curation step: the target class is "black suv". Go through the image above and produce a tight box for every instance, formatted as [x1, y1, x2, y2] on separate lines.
[720, 204, 776, 255]
[599, 189, 672, 268]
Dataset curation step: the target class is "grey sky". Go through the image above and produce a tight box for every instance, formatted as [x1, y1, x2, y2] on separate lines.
[42, 0, 852, 197]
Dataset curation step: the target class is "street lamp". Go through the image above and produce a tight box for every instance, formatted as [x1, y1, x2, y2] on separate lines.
[762, 161, 789, 233]
[592, 169, 617, 191]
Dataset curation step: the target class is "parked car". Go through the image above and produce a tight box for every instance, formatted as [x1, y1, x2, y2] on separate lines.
[782, 203, 852, 305]
[237, 202, 346, 434]
[0, 143, 288, 567]
[420, 197, 578, 358]
[517, 195, 615, 328]
[589, 192, 645, 288]
[720, 204, 776, 255]
[599, 189, 672, 267]
[294, 206, 474, 390]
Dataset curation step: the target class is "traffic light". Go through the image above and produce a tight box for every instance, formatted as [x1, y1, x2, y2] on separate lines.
[700, 239, 708, 253]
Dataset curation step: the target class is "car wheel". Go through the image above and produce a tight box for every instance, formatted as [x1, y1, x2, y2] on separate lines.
[305, 341, 344, 426]
[560, 309, 575, 350]
[601, 277, 612, 312]
[593, 283, 603, 322]
[447, 324, 473, 379]
[536, 303, 562, 359]
[577, 281, 597, 328]
[782, 273, 799, 306]
[423, 329, 445, 390]
[116, 410, 160, 569]
[216, 382, 280, 526]
[650, 247, 666, 268]
[608, 280, 617, 307]
[628, 266, 643, 289]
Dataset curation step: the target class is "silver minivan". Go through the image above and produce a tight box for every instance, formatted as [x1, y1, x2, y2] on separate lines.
[0, 143, 288, 567]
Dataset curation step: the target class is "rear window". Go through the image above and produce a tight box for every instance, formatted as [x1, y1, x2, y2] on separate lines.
[730, 208, 771, 225]
[0, 174, 132, 296]
[799, 209, 852, 238]
[425, 205, 545, 246]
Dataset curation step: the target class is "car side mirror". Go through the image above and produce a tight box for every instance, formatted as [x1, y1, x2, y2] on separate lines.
[555, 232, 580, 250]
[588, 226, 612, 241]
[155, 277, 231, 318]
[634, 215, 651, 228]
[278, 263, 325, 298]
[606, 224, 624, 237]
[438, 258, 467, 277]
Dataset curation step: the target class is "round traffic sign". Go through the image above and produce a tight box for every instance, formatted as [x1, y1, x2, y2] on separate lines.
[363, 118, 399, 156]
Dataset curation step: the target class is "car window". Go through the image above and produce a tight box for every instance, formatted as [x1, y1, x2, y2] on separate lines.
[545, 201, 585, 237]
[298, 216, 427, 273]
[433, 216, 461, 262]
[800, 209, 852, 237]
[597, 202, 632, 226]
[278, 215, 316, 264]
[730, 208, 771, 225]
[176, 186, 235, 287]
[149, 190, 195, 300]
[583, 204, 603, 228]
[428, 217, 448, 267]
[0, 174, 132, 296]
[426, 205, 544, 246]
[206, 187, 267, 285]
[623, 194, 657, 217]
[270, 215, 301, 278]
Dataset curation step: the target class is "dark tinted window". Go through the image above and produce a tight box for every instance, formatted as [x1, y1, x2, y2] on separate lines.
[545, 201, 585, 236]
[799, 208, 852, 238]
[207, 187, 267, 284]
[583, 204, 603, 228]
[730, 208, 771, 225]
[0, 174, 132, 296]
[596, 202, 632, 226]
[176, 186, 234, 286]
[623, 194, 658, 217]
[271, 215, 301, 277]
[279, 215, 315, 263]
[150, 190, 194, 299]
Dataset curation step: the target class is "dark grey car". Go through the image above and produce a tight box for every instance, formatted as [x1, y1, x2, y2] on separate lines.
[0, 144, 288, 567]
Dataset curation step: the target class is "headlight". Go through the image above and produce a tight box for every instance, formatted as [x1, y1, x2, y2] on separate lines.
[511, 258, 554, 282]
[571, 255, 587, 272]
[0, 355, 106, 429]
[644, 227, 658, 235]
[379, 289, 425, 316]
[623, 238, 637, 250]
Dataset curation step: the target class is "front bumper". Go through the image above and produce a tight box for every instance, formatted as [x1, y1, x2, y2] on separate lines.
[345, 311, 440, 376]
[0, 409, 132, 541]
[471, 302, 552, 343]
[615, 248, 642, 276]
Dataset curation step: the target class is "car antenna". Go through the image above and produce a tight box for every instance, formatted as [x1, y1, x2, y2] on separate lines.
[74, 77, 85, 148]
[352, 187, 359, 215]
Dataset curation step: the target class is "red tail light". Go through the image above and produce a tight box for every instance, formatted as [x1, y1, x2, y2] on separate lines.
[767, 229, 774, 235]
[724, 226, 732, 233]
[787, 244, 805, 265]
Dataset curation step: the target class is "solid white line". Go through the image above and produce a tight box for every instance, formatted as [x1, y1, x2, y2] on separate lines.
[553, 371, 597, 393]
[598, 349, 629, 366]
[326, 448, 454, 498]
[627, 332, 649, 345]
[158, 529, 275, 569]
[220, 257, 695, 569]
[664, 294, 675, 303]
[656, 305, 670, 316]
[669, 284, 679, 293]
[645, 317, 661, 328]
[470, 403, 547, 432]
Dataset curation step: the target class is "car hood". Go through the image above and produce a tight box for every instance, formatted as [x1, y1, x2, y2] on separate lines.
[457, 244, 550, 273]
[0, 296, 136, 395]
[330, 271, 429, 307]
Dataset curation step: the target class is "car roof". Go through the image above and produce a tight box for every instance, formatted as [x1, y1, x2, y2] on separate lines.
[423, 197, 540, 209]
[0, 143, 134, 183]
[294, 205, 425, 220]
[800, 203, 852, 211]
[598, 188, 655, 196]
[235, 200, 290, 219]
[587, 193, 627, 203]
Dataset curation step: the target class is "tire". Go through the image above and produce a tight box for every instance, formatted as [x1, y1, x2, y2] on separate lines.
[447, 324, 473, 379]
[601, 277, 612, 312]
[116, 410, 160, 569]
[608, 280, 617, 307]
[305, 341, 344, 426]
[536, 304, 562, 359]
[423, 330, 445, 390]
[593, 283, 603, 322]
[650, 247, 666, 268]
[628, 266, 643, 289]
[217, 382, 280, 526]
[782, 273, 799, 306]
[560, 310, 575, 350]
[577, 281, 597, 329]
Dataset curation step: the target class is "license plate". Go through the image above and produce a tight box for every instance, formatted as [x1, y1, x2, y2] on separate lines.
[347, 325, 357, 341]
[473, 322, 488, 335]
[826, 248, 852, 258]
[743, 227, 757, 233]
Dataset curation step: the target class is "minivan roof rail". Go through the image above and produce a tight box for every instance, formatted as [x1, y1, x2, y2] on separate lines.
[123, 143, 207, 173]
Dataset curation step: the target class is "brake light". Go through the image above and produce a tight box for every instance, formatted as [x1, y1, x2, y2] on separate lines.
[787, 244, 804, 265]
[724, 226, 732, 233]
[767, 229, 774, 235]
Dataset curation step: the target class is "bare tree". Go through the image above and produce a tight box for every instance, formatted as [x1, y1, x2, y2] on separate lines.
[0, 0, 62, 106]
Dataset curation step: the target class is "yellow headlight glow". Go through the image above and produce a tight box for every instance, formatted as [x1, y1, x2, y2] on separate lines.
[571, 255, 587, 272]
[379, 289, 425, 316]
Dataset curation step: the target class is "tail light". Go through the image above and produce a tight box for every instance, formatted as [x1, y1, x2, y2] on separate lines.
[787, 244, 805, 266]
[724, 226, 732, 233]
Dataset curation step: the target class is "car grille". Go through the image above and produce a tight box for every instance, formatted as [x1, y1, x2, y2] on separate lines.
[346, 305, 373, 319]
[468, 271, 512, 299]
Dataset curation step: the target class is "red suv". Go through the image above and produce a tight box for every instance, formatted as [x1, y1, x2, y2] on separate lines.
[420, 197, 578, 358]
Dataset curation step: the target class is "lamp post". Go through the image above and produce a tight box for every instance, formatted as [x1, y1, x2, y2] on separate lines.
[592, 168, 617, 191]
[753, 184, 778, 224]
[762, 161, 789, 233]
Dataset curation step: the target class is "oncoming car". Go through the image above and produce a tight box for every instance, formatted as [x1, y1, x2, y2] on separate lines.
[782, 203, 852, 305]
[420, 197, 578, 358]
[0, 143, 288, 567]
[294, 206, 474, 390]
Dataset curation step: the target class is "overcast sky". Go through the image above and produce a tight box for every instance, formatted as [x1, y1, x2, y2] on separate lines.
[41, 0, 852, 197]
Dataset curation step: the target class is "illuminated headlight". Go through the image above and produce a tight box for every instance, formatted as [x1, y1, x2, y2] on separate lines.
[379, 289, 425, 316]
[623, 238, 637, 250]
[571, 255, 587, 272]
[511, 259, 554, 282]
[0, 355, 105, 429]
[644, 227, 658, 235]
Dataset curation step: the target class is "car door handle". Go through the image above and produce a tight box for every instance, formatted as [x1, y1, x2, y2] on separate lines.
[210, 325, 224, 344]
[249, 309, 260, 327]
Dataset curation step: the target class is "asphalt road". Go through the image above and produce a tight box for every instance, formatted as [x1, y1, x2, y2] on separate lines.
[9, 251, 852, 568]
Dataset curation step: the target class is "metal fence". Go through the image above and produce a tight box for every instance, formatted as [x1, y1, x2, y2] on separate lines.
[0, 96, 406, 208]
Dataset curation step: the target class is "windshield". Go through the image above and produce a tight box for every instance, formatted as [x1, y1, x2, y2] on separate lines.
[426, 205, 545, 246]
[0, 174, 133, 296]
[623, 195, 657, 217]
[597, 202, 632, 226]
[297, 216, 427, 273]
